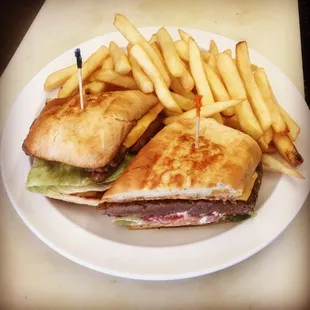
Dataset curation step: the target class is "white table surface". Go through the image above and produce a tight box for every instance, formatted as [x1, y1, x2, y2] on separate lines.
[1, 0, 309, 309]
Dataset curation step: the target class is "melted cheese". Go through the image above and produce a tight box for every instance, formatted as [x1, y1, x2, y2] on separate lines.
[237, 172, 258, 201]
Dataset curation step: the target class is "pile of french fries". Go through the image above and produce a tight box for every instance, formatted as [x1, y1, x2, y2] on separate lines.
[43, 13, 304, 179]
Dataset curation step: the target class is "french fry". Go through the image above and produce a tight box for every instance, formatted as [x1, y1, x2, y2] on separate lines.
[273, 133, 304, 166]
[164, 108, 181, 117]
[114, 14, 170, 86]
[175, 39, 189, 61]
[223, 49, 232, 57]
[170, 76, 195, 99]
[130, 44, 182, 113]
[251, 64, 258, 72]
[258, 136, 269, 151]
[207, 54, 221, 79]
[203, 62, 235, 116]
[101, 56, 114, 70]
[151, 41, 195, 99]
[209, 40, 219, 54]
[217, 53, 263, 139]
[236, 41, 272, 131]
[262, 154, 305, 179]
[178, 29, 191, 43]
[223, 114, 242, 131]
[128, 45, 154, 93]
[123, 103, 164, 148]
[201, 50, 211, 62]
[96, 69, 138, 89]
[171, 92, 195, 111]
[44, 64, 76, 92]
[163, 99, 243, 125]
[109, 41, 131, 75]
[156, 27, 185, 77]
[263, 145, 277, 153]
[263, 127, 273, 145]
[148, 34, 157, 44]
[88, 68, 101, 82]
[277, 104, 300, 141]
[188, 38, 223, 123]
[58, 46, 109, 98]
[254, 68, 287, 133]
[179, 60, 194, 92]
[83, 81, 106, 94]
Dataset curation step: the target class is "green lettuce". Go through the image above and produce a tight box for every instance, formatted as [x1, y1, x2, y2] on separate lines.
[27, 154, 135, 195]
[113, 216, 143, 226]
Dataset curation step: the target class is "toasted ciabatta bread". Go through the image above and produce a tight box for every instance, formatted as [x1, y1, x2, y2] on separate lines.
[22, 91, 158, 169]
[100, 118, 262, 202]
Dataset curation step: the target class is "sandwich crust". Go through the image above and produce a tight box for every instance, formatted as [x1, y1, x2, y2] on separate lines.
[101, 118, 262, 202]
[22, 91, 158, 169]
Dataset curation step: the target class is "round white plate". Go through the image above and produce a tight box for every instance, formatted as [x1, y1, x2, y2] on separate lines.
[1, 28, 310, 281]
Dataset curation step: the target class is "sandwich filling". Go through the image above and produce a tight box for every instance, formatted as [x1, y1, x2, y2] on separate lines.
[102, 165, 262, 227]
[26, 117, 163, 197]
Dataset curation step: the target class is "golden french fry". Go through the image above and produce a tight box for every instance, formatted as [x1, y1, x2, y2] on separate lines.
[188, 37, 223, 123]
[44, 64, 76, 92]
[223, 49, 232, 57]
[151, 41, 195, 99]
[131, 44, 182, 113]
[277, 104, 300, 141]
[251, 64, 258, 72]
[58, 46, 109, 98]
[263, 127, 273, 145]
[273, 133, 303, 167]
[209, 40, 219, 54]
[150, 41, 164, 61]
[217, 53, 263, 139]
[148, 34, 157, 44]
[262, 154, 304, 179]
[128, 45, 154, 93]
[178, 29, 190, 43]
[83, 81, 106, 94]
[263, 145, 277, 153]
[203, 62, 235, 116]
[175, 40, 189, 61]
[96, 69, 138, 89]
[179, 60, 194, 92]
[164, 108, 181, 117]
[236, 41, 272, 131]
[207, 54, 221, 79]
[114, 14, 170, 86]
[88, 68, 101, 82]
[201, 50, 211, 62]
[101, 56, 114, 70]
[123, 102, 164, 148]
[254, 68, 287, 134]
[109, 41, 131, 75]
[223, 114, 242, 131]
[170, 76, 195, 99]
[156, 27, 185, 77]
[258, 136, 269, 152]
[163, 99, 243, 125]
[171, 92, 195, 111]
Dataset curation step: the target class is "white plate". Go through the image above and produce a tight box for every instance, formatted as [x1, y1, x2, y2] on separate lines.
[1, 28, 310, 281]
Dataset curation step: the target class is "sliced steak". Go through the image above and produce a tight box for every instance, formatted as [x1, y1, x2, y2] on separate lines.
[130, 117, 164, 153]
[99, 165, 262, 217]
[88, 145, 128, 183]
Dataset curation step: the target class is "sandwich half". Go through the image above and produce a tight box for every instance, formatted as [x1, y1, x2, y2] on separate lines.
[22, 90, 160, 206]
[99, 118, 263, 229]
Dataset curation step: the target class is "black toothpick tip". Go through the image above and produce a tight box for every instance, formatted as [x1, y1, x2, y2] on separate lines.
[74, 48, 82, 69]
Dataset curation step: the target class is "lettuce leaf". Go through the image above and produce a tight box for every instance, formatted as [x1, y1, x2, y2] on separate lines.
[27, 154, 135, 195]
[113, 216, 143, 226]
